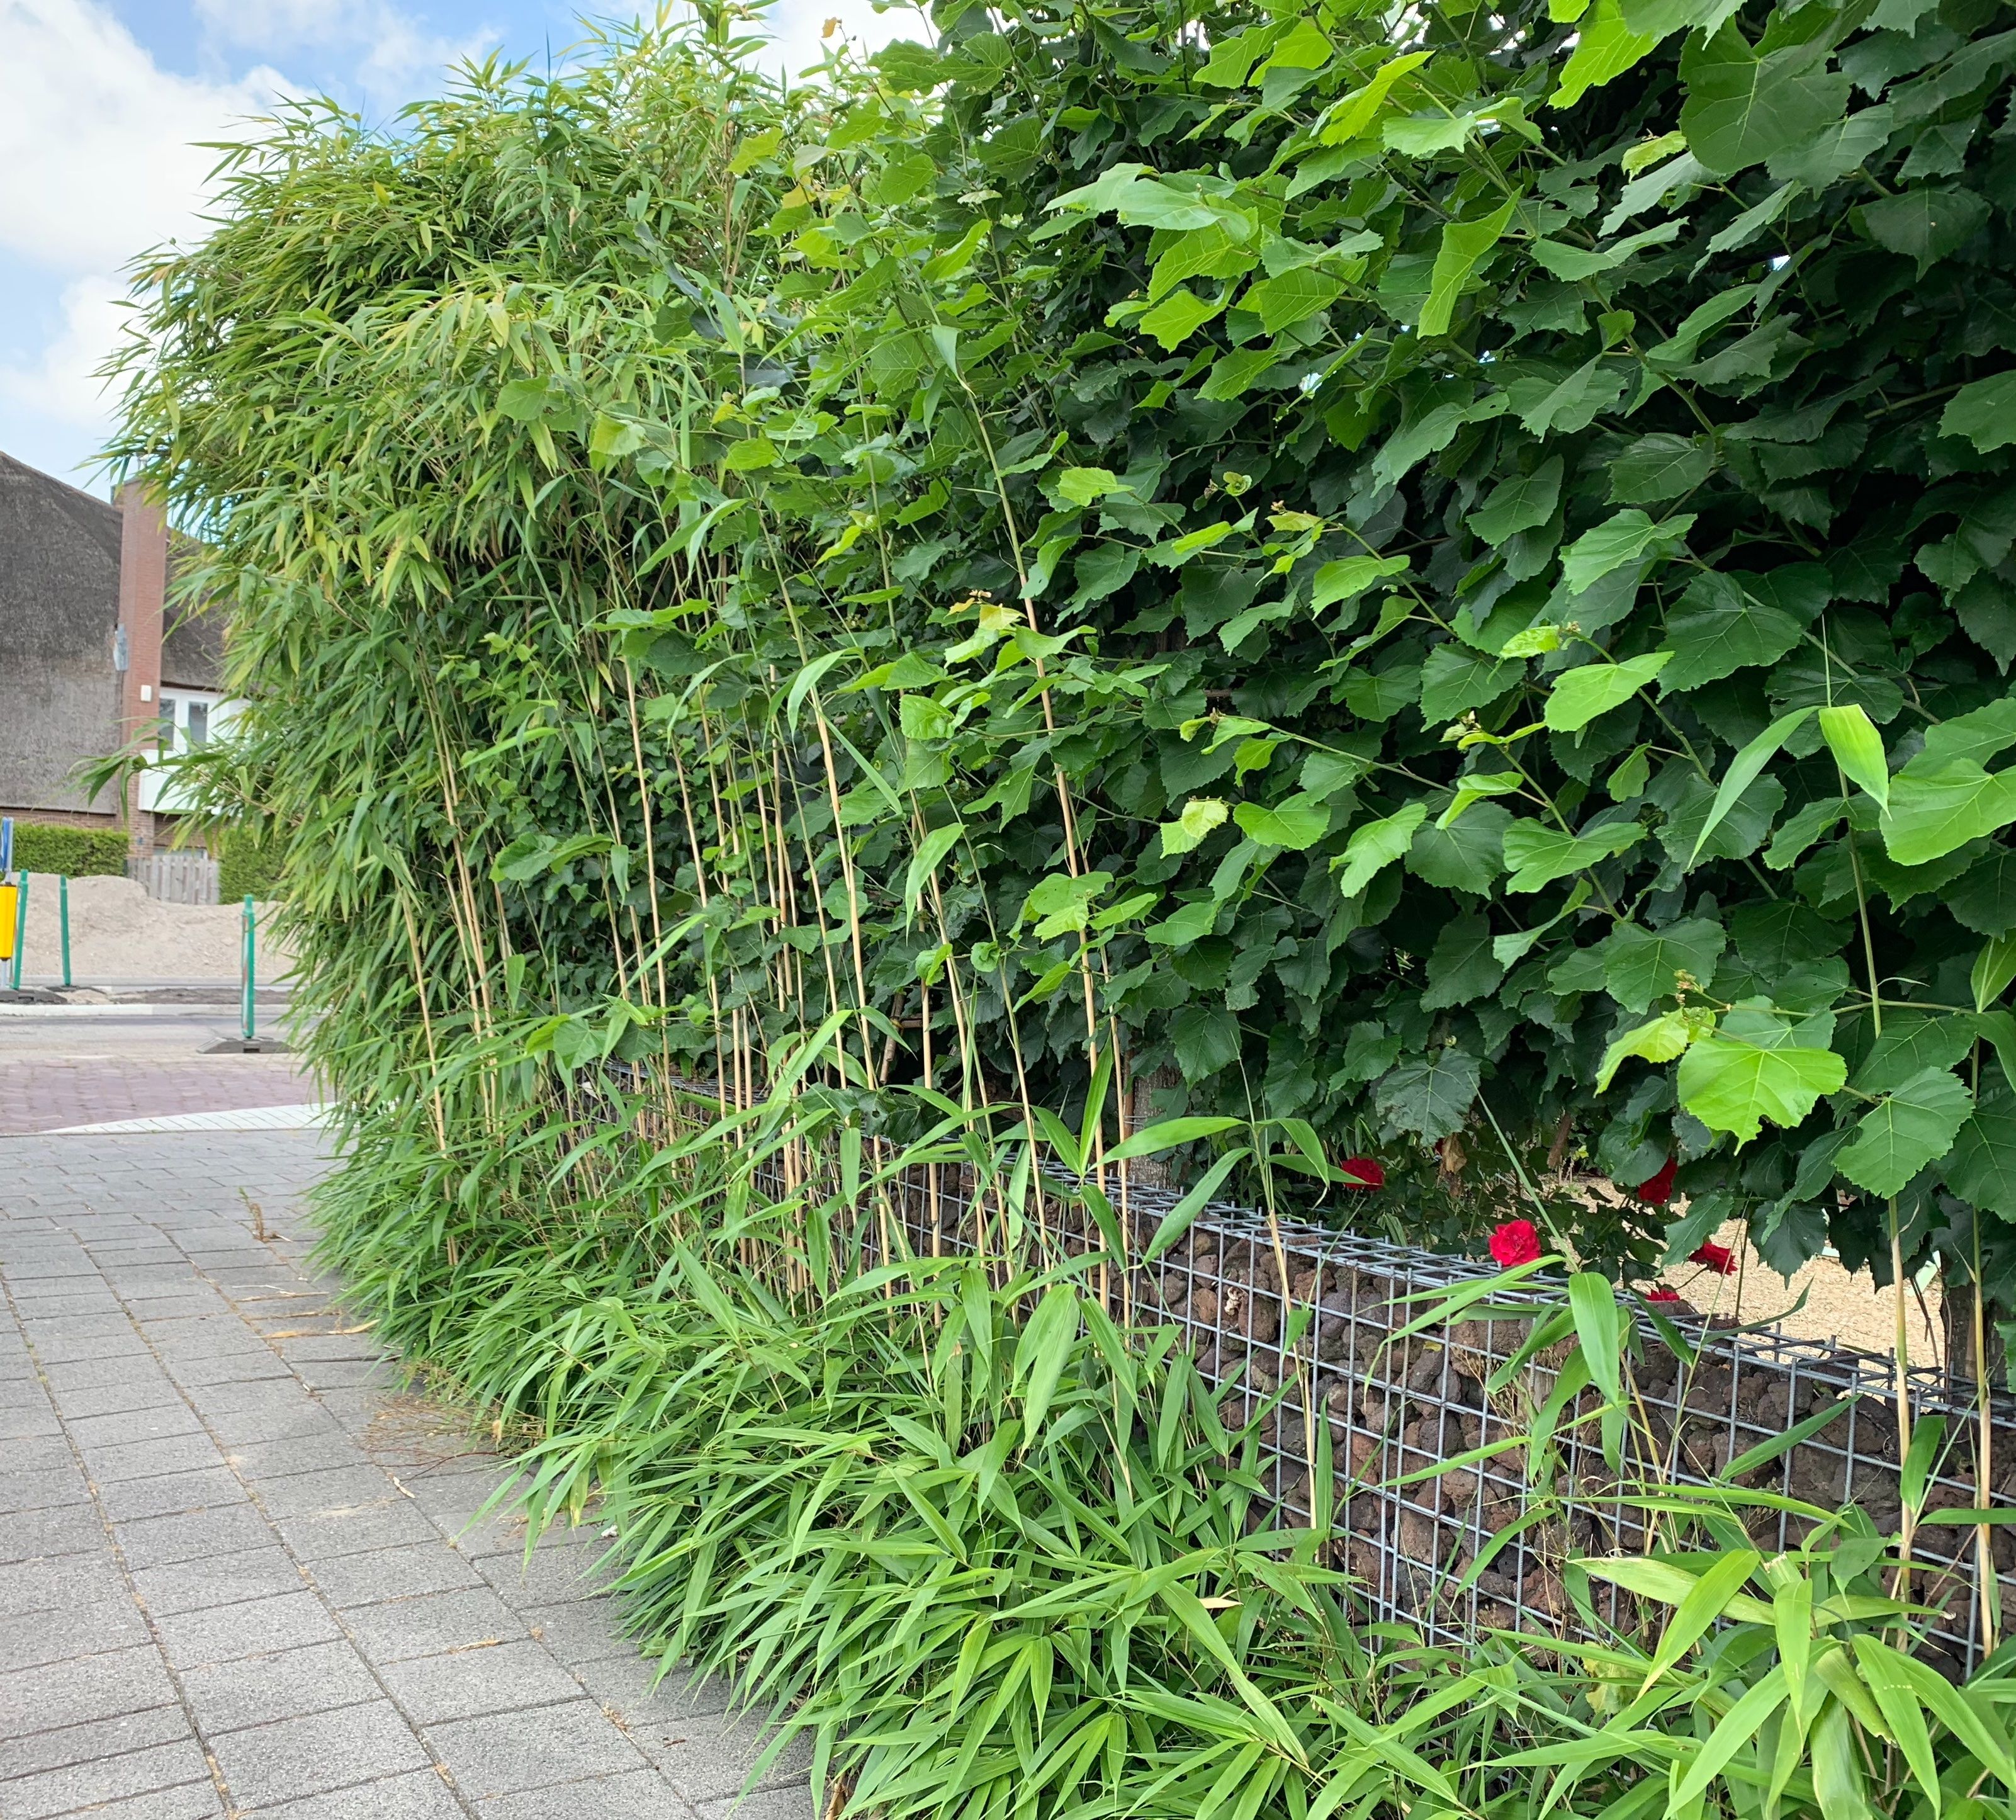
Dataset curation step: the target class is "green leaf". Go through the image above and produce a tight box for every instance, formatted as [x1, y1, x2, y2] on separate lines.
[1161, 796, 1230, 856]
[1335, 801, 1428, 896]
[1171, 1003, 1242, 1081]
[1942, 371, 2016, 454]
[1658, 572, 1803, 692]
[1421, 912, 1507, 1009]
[1246, 268, 1344, 333]
[1689, 708, 1815, 864]
[1014, 1284, 1082, 1436]
[1609, 433, 1714, 504]
[1597, 1009, 1708, 1091]
[1420, 643, 1523, 725]
[1681, 25, 1852, 178]
[1600, 917, 1727, 1012]
[1513, 356, 1626, 436]
[1853, 1014, 1976, 1095]
[1544, 652, 1674, 733]
[1502, 817, 1646, 891]
[1974, 933, 2016, 1012]
[1311, 555, 1409, 613]
[1375, 1049, 1482, 1139]
[1835, 1065, 1974, 1197]
[1419, 201, 1516, 338]
[1818, 704, 1889, 811]
[1468, 459, 1563, 545]
[1947, 1092, 2016, 1216]
[1677, 1015, 1847, 1143]
[1408, 800, 1511, 894]
[1054, 466, 1130, 507]
[1553, 0, 1658, 108]
[1234, 795, 1330, 851]
[1559, 511, 1694, 594]
[1858, 184, 1991, 274]
[1144, 899, 1217, 946]
[1880, 762, 2016, 866]
[1138, 286, 1225, 350]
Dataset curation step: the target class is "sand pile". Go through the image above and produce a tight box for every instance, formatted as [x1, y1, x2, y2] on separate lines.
[12, 872, 293, 986]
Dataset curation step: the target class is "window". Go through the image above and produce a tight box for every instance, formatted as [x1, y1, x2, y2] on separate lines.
[186, 701, 208, 747]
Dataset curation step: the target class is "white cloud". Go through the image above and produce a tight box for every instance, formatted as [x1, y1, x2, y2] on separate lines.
[0, 274, 128, 429]
[0, 0, 289, 277]
[191, 0, 498, 105]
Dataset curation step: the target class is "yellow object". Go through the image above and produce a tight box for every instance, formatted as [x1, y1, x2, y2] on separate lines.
[0, 883, 14, 961]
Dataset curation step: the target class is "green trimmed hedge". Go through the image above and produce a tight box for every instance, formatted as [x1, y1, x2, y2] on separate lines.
[218, 831, 285, 902]
[10, 825, 129, 879]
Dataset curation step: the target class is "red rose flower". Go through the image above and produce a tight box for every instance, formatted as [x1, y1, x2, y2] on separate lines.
[1636, 1157, 1678, 1204]
[1339, 1156, 1385, 1189]
[1645, 1286, 1681, 1302]
[1689, 1241, 1738, 1276]
[1489, 1219, 1542, 1269]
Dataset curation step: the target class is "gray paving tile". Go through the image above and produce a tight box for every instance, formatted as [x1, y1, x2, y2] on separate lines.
[0, 1500, 104, 1564]
[0, 1644, 178, 1734]
[0, 1546, 128, 1617]
[3, 1700, 189, 1778]
[0, 1467, 88, 1516]
[86, 1432, 228, 1484]
[183, 1641, 384, 1736]
[343, 1587, 526, 1666]
[206, 1701, 432, 1809]
[113, 1500, 269, 1571]
[155, 1592, 344, 1671]
[249, 1466, 393, 1518]
[133, 1544, 305, 1617]
[696, 1785, 817, 1820]
[67, 1403, 209, 1450]
[0, 1597, 150, 1673]
[476, 1768, 698, 1820]
[249, 1765, 466, 1819]
[98, 1466, 249, 1524]
[0, 1738, 215, 1819]
[425, 1700, 645, 1799]
[311, 1541, 483, 1611]
[273, 1498, 441, 1563]
[378, 1641, 587, 1727]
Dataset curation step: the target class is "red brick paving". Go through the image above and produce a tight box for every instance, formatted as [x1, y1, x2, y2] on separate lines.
[0, 1060, 316, 1134]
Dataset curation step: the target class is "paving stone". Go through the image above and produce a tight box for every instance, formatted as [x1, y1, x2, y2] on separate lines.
[183, 1641, 385, 1736]
[206, 1701, 432, 1809]
[0, 1546, 128, 1617]
[0, 1597, 150, 1673]
[0, 1737, 216, 1819]
[0, 1644, 179, 1734]
[248, 1465, 396, 1520]
[67, 1403, 210, 1450]
[425, 1699, 645, 1799]
[343, 1587, 526, 1666]
[476, 1768, 700, 1820]
[273, 1497, 442, 1563]
[312, 1541, 484, 1611]
[133, 1544, 306, 1617]
[155, 1592, 345, 1671]
[2, 1700, 190, 1778]
[98, 1466, 249, 1523]
[0, 1500, 105, 1564]
[252, 1765, 468, 1819]
[86, 1431, 229, 1484]
[0, 1467, 89, 1515]
[378, 1640, 587, 1727]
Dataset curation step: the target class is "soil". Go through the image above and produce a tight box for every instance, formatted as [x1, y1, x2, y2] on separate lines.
[12, 871, 293, 986]
[1672, 1216, 1944, 1365]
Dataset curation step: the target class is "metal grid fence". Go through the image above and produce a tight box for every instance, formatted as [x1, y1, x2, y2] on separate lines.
[595, 1074, 2015, 1673]
[855, 1156, 2015, 1675]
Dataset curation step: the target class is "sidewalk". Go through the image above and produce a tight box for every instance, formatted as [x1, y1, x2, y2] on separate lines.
[0, 1129, 811, 1819]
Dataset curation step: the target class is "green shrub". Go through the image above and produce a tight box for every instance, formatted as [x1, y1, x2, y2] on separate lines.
[218, 829, 285, 902]
[9, 823, 129, 879]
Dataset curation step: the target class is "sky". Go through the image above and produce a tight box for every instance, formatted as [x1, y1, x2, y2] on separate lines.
[0, 0, 911, 497]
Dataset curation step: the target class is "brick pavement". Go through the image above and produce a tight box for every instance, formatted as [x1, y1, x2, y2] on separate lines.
[0, 1063, 315, 1136]
[0, 1130, 813, 1819]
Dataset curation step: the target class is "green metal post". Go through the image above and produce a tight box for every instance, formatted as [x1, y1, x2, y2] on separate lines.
[59, 874, 71, 988]
[242, 895, 256, 1042]
[9, 870, 26, 992]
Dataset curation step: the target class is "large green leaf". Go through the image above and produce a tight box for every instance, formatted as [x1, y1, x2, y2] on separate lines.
[1835, 1065, 1974, 1197]
[1600, 917, 1727, 1011]
[1171, 1003, 1242, 1081]
[1419, 201, 1516, 337]
[1468, 458, 1563, 545]
[1943, 371, 2016, 454]
[1859, 184, 1991, 273]
[1375, 1049, 1482, 1139]
[1609, 432, 1714, 504]
[1335, 802, 1428, 896]
[1559, 511, 1694, 594]
[1658, 572, 1803, 692]
[1677, 1007, 1846, 1142]
[1502, 818, 1647, 891]
[1881, 762, 2016, 866]
[1544, 652, 1674, 733]
[1681, 25, 1852, 178]
[1947, 1091, 2016, 1217]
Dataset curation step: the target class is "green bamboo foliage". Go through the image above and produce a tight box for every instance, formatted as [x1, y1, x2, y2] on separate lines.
[108, 3, 2016, 1814]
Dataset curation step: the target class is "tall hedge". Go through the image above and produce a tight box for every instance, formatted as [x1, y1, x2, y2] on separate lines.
[113, 0, 2016, 1309]
[11, 825, 129, 878]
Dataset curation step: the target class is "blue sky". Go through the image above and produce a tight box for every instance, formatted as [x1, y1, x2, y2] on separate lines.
[0, 0, 909, 496]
